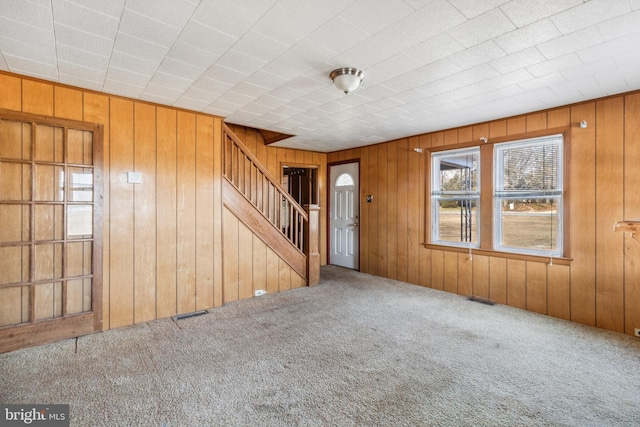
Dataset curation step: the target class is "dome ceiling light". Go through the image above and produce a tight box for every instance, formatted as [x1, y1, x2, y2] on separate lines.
[330, 68, 365, 94]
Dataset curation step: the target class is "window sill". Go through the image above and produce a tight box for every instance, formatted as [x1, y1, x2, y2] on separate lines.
[421, 243, 572, 266]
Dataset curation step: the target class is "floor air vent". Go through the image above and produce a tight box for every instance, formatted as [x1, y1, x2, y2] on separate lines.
[173, 310, 208, 321]
[466, 296, 496, 306]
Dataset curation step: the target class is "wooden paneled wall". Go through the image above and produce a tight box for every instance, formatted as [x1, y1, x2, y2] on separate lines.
[0, 71, 327, 333]
[328, 94, 640, 336]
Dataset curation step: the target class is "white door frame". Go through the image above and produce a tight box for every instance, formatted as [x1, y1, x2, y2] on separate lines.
[328, 161, 360, 270]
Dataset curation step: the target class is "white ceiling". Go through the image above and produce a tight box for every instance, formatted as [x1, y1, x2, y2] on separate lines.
[1, 0, 640, 152]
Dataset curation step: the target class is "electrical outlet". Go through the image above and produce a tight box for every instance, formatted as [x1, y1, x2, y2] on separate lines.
[635, 328, 640, 337]
[254, 290, 267, 297]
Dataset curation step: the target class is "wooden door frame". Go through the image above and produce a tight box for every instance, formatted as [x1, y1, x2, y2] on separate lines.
[0, 108, 103, 353]
[327, 159, 361, 270]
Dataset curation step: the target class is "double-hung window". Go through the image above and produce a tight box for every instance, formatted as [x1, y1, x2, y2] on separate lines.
[494, 135, 563, 256]
[431, 147, 480, 247]
[429, 133, 565, 259]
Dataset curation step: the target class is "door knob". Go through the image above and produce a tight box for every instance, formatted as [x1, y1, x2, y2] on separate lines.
[352, 223, 359, 227]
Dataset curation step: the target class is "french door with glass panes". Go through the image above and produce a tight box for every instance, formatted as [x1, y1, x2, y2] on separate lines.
[0, 111, 102, 353]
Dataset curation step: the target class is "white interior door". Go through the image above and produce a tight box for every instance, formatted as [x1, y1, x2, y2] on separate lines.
[330, 162, 359, 269]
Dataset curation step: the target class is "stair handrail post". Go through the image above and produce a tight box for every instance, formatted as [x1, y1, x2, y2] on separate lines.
[304, 204, 320, 286]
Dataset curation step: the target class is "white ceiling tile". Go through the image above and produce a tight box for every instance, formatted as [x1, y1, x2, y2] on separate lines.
[191, 76, 233, 95]
[411, 58, 462, 84]
[489, 47, 545, 73]
[368, 53, 424, 82]
[143, 82, 184, 100]
[105, 66, 150, 87]
[0, 0, 51, 28]
[0, 35, 56, 65]
[0, 16, 54, 49]
[500, 0, 582, 28]
[166, 42, 221, 70]
[448, 0, 511, 19]
[449, 41, 506, 69]
[64, 0, 125, 18]
[54, 22, 113, 57]
[0, 52, 7, 70]
[243, 70, 288, 91]
[102, 78, 145, 98]
[597, 9, 640, 41]
[125, 0, 197, 29]
[278, 40, 336, 70]
[399, 0, 467, 42]
[494, 19, 560, 54]
[157, 58, 205, 81]
[216, 49, 267, 75]
[525, 53, 582, 78]
[551, 0, 631, 35]
[339, 0, 414, 34]
[332, 26, 419, 70]
[178, 21, 237, 56]
[52, 0, 119, 39]
[56, 43, 110, 70]
[537, 27, 603, 60]
[279, 0, 353, 26]
[447, 8, 516, 48]
[118, 9, 181, 48]
[232, 30, 289, 63]
[192, 0, 259, 38]
[405, 33, 465, 65]
[150, 71, 194, 91]
[173, 97, 212, 111]
[578, 32, 640, 65]
[109, 50, 158, 76]
[518, 73, 566, 92]
[141, 92, 180, 105]
[307, 16, 370, 54]
[232, 81, 272, 98]
[58, 73, 103, 91]
[204, 64, 250, 86]
[231, 0, 278, 16]
[3, 53, 58, 79]
[113, 32, 168, 63]
[58, 59, 106, 81]
[560, 58, 618, 81]
[253, 4, 317, 46]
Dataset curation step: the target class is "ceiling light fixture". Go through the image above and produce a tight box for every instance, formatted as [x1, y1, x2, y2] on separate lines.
[330, 68, 365, 94]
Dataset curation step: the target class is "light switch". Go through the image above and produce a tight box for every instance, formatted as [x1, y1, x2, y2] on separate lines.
[366, 195, 373, 203]
[127, 172, 142, 184]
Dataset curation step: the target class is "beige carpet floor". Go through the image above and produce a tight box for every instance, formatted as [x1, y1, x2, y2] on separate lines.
[1, 265, 640, 426]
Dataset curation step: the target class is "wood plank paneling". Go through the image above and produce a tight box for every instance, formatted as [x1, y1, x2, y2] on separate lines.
[212, 118, 223, 308]
[177, 111, 197, 314]
[376, 144, 388, 276]
[472, 255, 489, 299]
[253, 237, 267, 295]
[238, 221, 253, 300]
[595, 97, 624, 332]
[547, 264, 570, 321]
[156, 107, 178, 318]
[22, 80, 53, 116]
[457, 254, 472, 296]
[526, 261, 547, 314]
[430, 250, 444, 291]
[108, 98, 134, 328]
[54, 86, 83, 121]
[624, 93, 640, 335]
[0, 73, 21, 110]
[387, 142, 398, 279]
[488, 257, 506, 304]
[222, 207, 239, 303]
[569, 103, 596, 326]
[195, 115, 215, 310]
[133, 103, 157, 324]
[397, 139, 408, 283]
[506, 259, 526, 309]
[443, 251, 457, 294]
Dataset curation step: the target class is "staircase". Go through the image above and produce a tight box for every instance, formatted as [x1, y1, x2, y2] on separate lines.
[222, 124, 319, 285]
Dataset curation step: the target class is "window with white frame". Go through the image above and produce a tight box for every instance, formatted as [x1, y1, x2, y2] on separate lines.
[431, 147, 480, 247]
[430, 133, 564, 258]
[494, 135, 563, 256]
